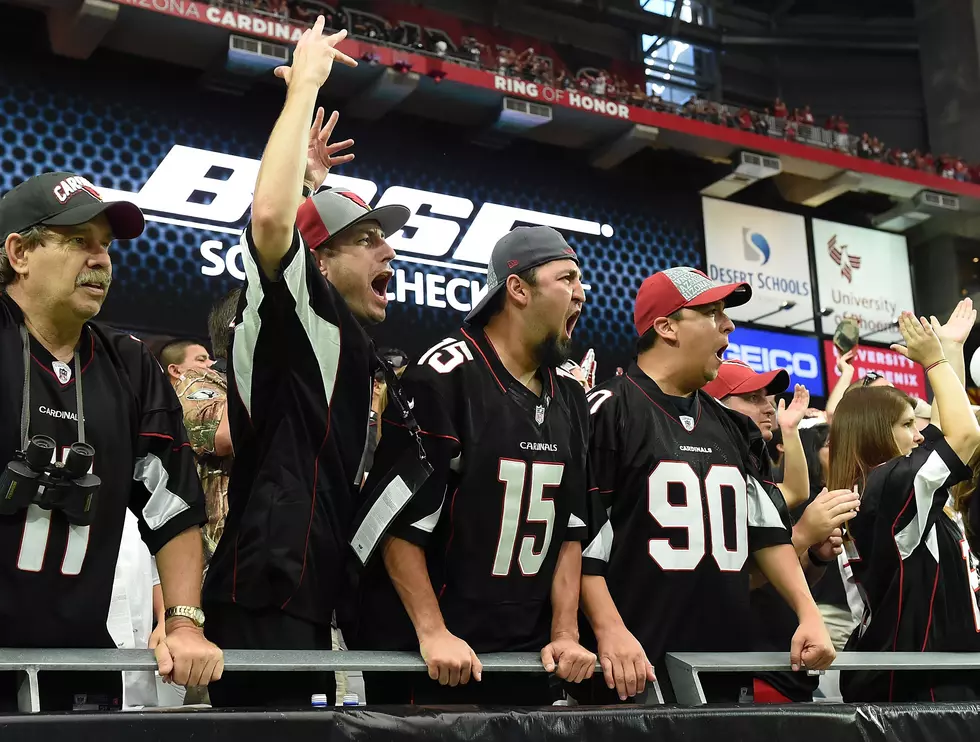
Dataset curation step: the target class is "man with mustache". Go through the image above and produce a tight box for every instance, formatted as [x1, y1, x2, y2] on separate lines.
[199, 17, 413, 708]
[0, 172, 222, 710]
[348, 226, 597, 705]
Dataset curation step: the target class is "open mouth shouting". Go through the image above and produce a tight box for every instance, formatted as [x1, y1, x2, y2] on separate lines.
[370, 270, 393, 304]
[714, 342, 728, 362]
[564, 309, 582, 340]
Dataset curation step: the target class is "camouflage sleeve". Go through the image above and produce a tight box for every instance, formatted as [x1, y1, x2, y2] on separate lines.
[173, 369, 229, 457]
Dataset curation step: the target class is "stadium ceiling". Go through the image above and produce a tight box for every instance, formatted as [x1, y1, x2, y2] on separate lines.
[722, 0, 915, 21]
[512, 0, 917, 51]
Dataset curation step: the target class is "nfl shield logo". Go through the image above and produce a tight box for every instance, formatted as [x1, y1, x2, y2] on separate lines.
[679, 415, 695, 431]
[52, 361, 72, 385]
[535, 405, 546, 425]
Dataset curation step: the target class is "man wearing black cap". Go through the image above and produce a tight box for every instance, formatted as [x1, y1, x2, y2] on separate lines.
[199, 18, 413, 708]
[348, 225, 597, 705]
[577, 267, 834, 704]
[0, 172, 222, 710]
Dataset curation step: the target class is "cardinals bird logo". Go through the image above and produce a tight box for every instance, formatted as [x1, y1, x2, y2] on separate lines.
[828, 235, 861, 283]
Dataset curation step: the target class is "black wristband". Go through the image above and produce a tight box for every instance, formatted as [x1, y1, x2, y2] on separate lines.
[302, 184, 314, 199]
[807, 546, 833, 568]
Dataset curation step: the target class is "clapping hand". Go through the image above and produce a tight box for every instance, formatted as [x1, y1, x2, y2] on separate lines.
[891, 312, 945, 368]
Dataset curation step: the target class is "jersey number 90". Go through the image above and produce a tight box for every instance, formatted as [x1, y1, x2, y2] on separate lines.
[648, 461, 748, 572]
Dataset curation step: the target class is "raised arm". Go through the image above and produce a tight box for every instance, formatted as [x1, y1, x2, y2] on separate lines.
[928, 298, 975, 431]
[893, 311, 980, 463]
[824, 349, 856, 421]
[250, 17, 356, 279]
[776, 384, 811, 509]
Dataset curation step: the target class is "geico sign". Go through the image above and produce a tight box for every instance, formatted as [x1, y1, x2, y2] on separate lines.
[98, 145, 612, 309]
[725, 343, 819, 380]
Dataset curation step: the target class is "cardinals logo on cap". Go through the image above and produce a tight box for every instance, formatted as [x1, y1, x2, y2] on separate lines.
[52, 175, 103, 205]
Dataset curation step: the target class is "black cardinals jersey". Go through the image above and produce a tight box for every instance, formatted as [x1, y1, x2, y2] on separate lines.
[840, 438, 980, 702]
[350, 328, 591, 653]
[581, 362, 792, 666]
[0, 294, 206, 648]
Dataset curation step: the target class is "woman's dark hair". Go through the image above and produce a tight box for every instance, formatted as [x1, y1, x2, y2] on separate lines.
[800, 423, 830, 492]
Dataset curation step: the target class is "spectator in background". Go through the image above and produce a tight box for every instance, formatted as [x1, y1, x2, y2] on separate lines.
[738, 107, 753, 131]
[755, 108, 771, 135]
[773, 97, 788, 118]
[858, 134, 872, 159]
[363, 347, 409, 480]
[161, 338, 231, 562]
[825, 114, 838, 132]
[835, 308, 980, 702]
[791, 107, 802, 124]
[835, 117, 850, 135]
[630, 83, 646, 107]
[802, 105, 815, 125]
[870, 137, 884, 159]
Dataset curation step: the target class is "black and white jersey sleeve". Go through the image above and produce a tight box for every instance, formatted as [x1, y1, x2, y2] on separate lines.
[354, 359, 462, 558]
[714, 399, 793, 551]
[858, 439, 972, 565]
[581, 382, 621, 577]
[233, 224, 346, 427]
[123, 335, 207, 554]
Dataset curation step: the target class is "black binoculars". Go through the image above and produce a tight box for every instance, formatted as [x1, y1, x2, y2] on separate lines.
[0, 435, 101, 526]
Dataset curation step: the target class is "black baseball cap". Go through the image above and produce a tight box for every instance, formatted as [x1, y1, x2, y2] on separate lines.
[465, 226, 579, 323]
[0, 172, 145, 241]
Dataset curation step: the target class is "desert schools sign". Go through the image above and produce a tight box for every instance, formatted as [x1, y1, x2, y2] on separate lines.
[493, 77, 631, 120]
[98, 145, 612, 313]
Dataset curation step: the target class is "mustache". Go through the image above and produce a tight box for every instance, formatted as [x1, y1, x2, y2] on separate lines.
[76, 270, 112, 289]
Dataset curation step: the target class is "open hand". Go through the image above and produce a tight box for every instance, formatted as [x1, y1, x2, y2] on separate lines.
[934, 297, 976, 347]
[305, 108, 355, 190]
[777, 384, 810, 432]
[891, 312, 944, 368]
[274, 16, 357, 89]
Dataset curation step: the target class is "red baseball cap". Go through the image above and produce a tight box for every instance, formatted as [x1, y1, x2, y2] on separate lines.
[295, 187, 410, 252]
[633, 267, 751, 337]
[702, 359, 789, 399]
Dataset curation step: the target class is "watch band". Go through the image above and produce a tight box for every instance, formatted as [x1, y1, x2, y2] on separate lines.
[165, 605, 206, 628]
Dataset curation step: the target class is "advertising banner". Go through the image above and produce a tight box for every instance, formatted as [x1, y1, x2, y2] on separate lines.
[725, 327, 824, 397]
[0, 51, 707, 374]
[813, 219, 914, 345]
[822, 341, 927, 400]
[703, 199, 814, 329]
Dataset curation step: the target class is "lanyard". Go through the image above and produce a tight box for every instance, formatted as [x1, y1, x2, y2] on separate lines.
[372, 347, 426, 465]
[19, 324, 86, 448]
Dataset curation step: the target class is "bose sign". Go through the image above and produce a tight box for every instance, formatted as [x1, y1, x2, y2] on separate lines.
[97, 145, 611, 313]
[724, 326, 824, 396]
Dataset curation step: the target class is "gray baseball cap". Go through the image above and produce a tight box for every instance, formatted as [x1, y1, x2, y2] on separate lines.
[465, 226, 579, 324]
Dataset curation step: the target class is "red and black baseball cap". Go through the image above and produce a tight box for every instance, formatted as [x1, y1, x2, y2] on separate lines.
[702, 359, 789, 400]
[633, 267, 751, 337]
[296, 187, 410, 251]
[465, 226, 579, 323]
[0, 172, 145, 241]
